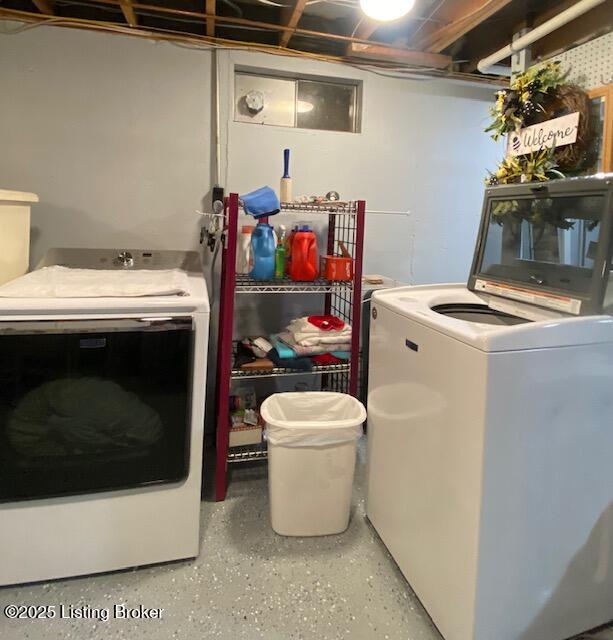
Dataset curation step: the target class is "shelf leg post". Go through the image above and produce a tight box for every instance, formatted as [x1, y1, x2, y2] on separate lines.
[214, 193, 239, 501]
[349, 201, 365, 397]
[324, 212, 336, 316]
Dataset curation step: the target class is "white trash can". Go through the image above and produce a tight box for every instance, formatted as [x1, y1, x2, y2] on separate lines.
[261, 392, 366, 537]
[0, 189, 39, 286]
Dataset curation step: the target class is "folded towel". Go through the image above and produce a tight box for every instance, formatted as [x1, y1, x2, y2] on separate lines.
[289, 317, 350, 335]
[268, 348, 312, 371]
[278, 332, 350, 355]
[290, 332, 351, 347]
[0, 266, 190, 298]
[331, 351, 351, 360]
[312, 353, 346, 366]
[307, 315, 346, 331]
[270, 334, 296, 360]
[287, 319, 351, 346]
[240, 186, 280, 219]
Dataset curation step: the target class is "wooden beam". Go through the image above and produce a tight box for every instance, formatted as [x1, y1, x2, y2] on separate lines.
[5, 1, 458, 55]
[119, 0, 137, 27]
[32, 0, 55, 14]
[412, 0, 514, 53]
[205, 0, 215, 37]
[1, 6, 503, 84]
[279, 0, 308, 48]
[347, 42, 451, 69]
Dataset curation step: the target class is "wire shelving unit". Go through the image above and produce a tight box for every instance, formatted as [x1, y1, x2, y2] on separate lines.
[214, 193, 366, 500]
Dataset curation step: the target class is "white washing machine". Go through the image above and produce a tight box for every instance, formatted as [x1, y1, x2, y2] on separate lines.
[0, 248, 209, 586]
[367, 175, 613, 640]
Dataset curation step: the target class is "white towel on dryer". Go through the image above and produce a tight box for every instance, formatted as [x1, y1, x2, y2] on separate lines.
[0, 266, 190, 298]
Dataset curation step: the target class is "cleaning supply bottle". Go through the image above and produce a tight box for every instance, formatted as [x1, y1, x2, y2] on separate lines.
[290, 225, 319, 282]
[250, 223, 276, 281]
[275, 225, 286, 279]
[236, 225, 255, 275]
[285, 225, 297, 276]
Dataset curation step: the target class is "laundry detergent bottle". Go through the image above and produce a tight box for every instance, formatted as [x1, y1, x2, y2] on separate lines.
[236, 225, 255, 275]
[290, 225, 319, 281]
[250, 223, 276, 281]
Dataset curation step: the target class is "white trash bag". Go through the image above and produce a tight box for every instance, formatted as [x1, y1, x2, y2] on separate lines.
[262, 392, 367, 537]
[262, 392, 366, 448]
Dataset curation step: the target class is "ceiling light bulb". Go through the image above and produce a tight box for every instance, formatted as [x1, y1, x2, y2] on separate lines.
[359, 0, 415, 22]
[297, 100, 314, 114]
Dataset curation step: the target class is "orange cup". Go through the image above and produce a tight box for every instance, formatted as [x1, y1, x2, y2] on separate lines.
[323, 256, 353, 281]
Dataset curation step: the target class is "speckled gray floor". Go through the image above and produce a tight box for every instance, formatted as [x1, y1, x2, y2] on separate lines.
[1, 440, 612, 640]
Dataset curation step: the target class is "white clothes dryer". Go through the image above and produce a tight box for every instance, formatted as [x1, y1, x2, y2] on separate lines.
[0, 248, 209, 586]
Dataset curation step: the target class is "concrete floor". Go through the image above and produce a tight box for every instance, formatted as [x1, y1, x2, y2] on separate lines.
[1, 440, 612, 640]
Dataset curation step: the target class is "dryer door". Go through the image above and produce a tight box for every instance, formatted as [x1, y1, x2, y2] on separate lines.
[0, 317, 193, 503]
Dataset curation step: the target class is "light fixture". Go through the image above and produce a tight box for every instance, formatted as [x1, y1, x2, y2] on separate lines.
[297, 100, 314, 114]
[359, 0, 415, 22]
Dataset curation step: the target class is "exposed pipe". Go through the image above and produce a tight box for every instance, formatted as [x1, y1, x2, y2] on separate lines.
[213, 48, 221, 188]
[477, 0, 607, 75]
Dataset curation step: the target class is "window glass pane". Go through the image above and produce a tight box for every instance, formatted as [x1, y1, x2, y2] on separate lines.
[479, 195, 605, 295]
[296, 80, 356, 132]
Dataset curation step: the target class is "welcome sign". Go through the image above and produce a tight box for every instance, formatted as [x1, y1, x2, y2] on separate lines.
[506, 112, 580, 157]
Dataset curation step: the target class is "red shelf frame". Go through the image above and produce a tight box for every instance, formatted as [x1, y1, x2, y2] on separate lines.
[214, 195, 366, 501]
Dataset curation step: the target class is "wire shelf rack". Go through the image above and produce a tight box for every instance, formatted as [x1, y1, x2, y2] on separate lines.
[232, 363, 351, 379]
[227, 441, 268, 464]
[214, 193, 366, 501]
[278, 201, 358, 215]
[235, 274, 353, 294]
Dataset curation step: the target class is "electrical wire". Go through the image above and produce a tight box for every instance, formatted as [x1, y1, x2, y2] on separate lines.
[409, 0, 518, 45]
[410, 0, 446, 41]
[0, 8, 503, 84]
[49, 0, 262, 30]
[220, 0, 243, 18]
[255, 0, 360, 6]
[350, 16, 364, 38]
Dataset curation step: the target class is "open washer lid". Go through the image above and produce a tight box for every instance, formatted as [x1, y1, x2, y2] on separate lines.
[468, 175, 613, 316]
[372, 284, 613, 352]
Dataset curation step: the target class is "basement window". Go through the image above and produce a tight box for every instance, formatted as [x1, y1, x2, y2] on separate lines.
[234, 69, 361, 133]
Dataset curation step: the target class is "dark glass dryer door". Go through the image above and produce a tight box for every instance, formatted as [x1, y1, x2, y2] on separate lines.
[0, 317, 193, 503]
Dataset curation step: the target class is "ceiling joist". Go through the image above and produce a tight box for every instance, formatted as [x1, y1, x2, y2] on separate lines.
[205, 0, 215, 37]
[412, 0, 514, 53]
[279, 0, 308, 48]
[347, 42, 451, 69]
[32, 0, 54, 14]
[119, 0, 137, 27]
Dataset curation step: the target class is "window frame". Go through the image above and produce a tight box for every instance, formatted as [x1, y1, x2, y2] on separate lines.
[234, 67, 362, 133]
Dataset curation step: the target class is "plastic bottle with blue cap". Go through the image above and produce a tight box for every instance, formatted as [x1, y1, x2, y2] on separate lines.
[250, 223, 276, 281]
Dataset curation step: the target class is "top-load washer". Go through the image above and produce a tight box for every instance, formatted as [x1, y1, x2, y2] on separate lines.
[367, 175, 613, 640]
[0, 248, 209, 586]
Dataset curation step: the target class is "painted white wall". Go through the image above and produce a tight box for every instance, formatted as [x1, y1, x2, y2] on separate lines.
[0, 24, 212, 267]
[219, 49, 501, 285]
[0, 22, 500, 287]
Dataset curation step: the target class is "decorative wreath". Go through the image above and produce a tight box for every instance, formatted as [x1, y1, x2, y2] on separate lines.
[485, 61, 593, 193]
[485, 61, 569, 141]
[541, 84, 591, 169]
